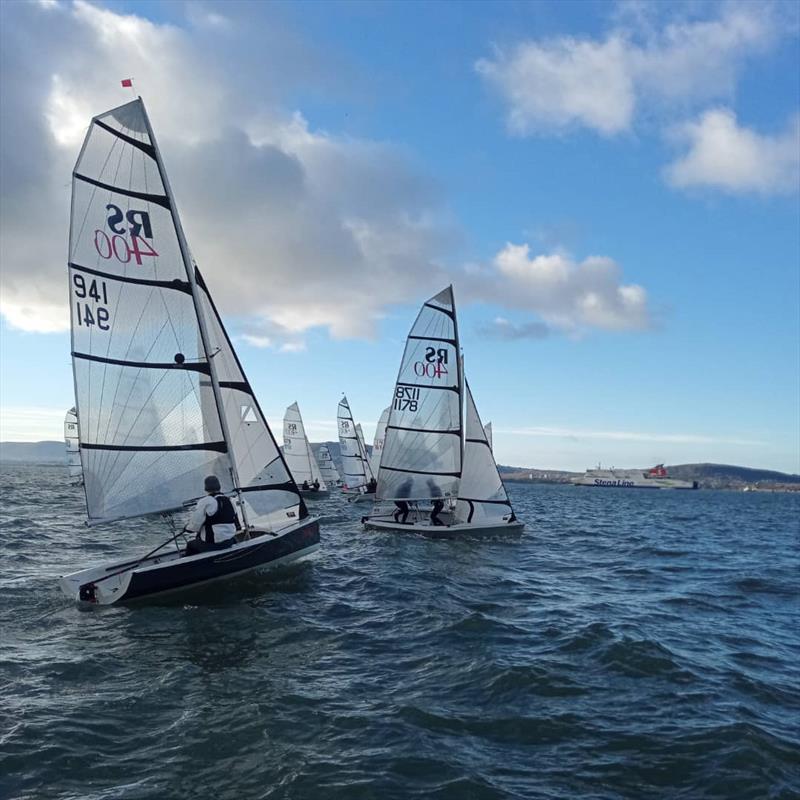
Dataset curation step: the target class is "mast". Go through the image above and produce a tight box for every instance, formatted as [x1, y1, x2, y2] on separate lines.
[139, 99, 249, 528]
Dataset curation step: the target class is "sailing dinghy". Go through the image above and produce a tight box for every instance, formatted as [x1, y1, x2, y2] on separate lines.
[337, 396, 376, 503]
[317, 445, 342, 486]
[368, 407, 390, 478]
[64, 407, 83, 484]
[283, 402, 329, 498]
[59, 97, 319, 605]
[362, 286, 523, 538]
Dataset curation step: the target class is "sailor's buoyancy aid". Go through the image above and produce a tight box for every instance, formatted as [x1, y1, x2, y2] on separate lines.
[203, 493, 239, 543]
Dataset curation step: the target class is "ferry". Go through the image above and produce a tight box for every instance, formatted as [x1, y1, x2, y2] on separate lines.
[572, 464, 698, 490]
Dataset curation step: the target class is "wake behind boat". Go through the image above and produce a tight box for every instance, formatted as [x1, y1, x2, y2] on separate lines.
[362, 286, 523, 538]
[59, 97, 319, 605]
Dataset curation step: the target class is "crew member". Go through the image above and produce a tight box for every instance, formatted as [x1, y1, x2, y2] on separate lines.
[430, 498, 445, 526]
[183, 475, 239, 556]
[393, 500, 410, 524]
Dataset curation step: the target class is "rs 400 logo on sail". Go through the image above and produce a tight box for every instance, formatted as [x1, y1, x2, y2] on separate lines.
[93, 204, 159, 266]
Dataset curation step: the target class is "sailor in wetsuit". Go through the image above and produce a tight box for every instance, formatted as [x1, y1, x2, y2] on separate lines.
[183, 475, 239, 556]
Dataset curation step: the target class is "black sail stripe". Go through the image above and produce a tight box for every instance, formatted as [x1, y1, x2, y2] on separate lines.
[69, 262, 191, 294]
[73, 351, 211, 374]
[423, 301, 455, 320]
[465, 438, 492, 446]
[74, 173, 171, 210]
[94, 118, 157, 160]
[396, 382, 459, 393]
[238, 482, 298, 494]
[219, 380, 252, 393]
[81, 441, 227, 453]
[387, 425, 460, 435]
[408, 335, 457, 345]
[380, 466, 461, 477]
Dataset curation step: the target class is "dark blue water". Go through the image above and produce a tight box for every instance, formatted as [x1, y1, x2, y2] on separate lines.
[1, 464, 798, 799]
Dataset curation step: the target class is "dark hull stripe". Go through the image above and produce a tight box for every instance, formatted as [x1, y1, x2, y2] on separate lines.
[73, 351, 210, 374]
[74, 173, 171, 209]
[238, 481, 298, 494]
[120, 520, 320, 602]
[70, 262, 191, 294]
[81, 441, 227, 453]
[94, 118, 157, 160]
[457, 497, 511, 505]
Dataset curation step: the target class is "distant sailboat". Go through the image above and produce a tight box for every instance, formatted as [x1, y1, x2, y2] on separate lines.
[317, 444, 342, 486]
[337, 396, 376, 503]
[369, 407, 390, 478]
[64, 407, 83, 484]
[484, 421, 493, 452]
[283, 402, 329, 498]
[59, 97, 319, 605]
[363, 286, 523, 537]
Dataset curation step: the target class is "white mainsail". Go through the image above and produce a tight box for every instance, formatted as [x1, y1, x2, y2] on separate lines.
[368, 407, 390, 477]
[283, 402, 327, 490]
[453, 381, 515, 524]
[355, 423, 375, 483]
[484, 422, 493, 452]
[317, 445, 341, 485]
[64, 407, 82, 481]
[337, 397, 371, 491]
[68, 97, 303, 527]
[376, 286, 462, 501]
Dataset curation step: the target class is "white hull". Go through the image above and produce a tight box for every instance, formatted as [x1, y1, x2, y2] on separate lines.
[572, 468, 697, 490]
[363, 516, 524, 538]
[345, 491, 376, 504]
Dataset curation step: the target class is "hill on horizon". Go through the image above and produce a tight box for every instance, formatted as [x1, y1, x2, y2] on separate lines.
[2, 440, 797, 489]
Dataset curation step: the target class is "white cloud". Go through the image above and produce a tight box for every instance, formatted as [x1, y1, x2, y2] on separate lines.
[0, 407, 66, 441]
[478, 316, 551, 340]
[463, 243, 650, 332]
[476, 3, 780, 136]
[0, 0, 651, 343]
[664, 108, 800, 194]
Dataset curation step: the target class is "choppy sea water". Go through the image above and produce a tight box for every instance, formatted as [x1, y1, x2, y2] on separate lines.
[0, 463, 798, 800]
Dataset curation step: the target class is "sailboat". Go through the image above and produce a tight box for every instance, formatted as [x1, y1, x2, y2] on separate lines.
[283, 402, 329, 498]
[369, 407, 390, 477]
[64, 407, 83, 484]
[317, 444, 342, 486]
[59, 97, 319, 605]
[337, 396, 376, 503]
[362, 286, 523, 537]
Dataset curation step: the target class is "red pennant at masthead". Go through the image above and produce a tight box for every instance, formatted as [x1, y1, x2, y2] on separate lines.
[121, 78, 133, 88]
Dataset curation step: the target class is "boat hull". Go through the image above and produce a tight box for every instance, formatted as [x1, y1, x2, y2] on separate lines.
[300, 489, 330, 499]
[572, 477, 698, 489]
[345, 491, 376, 504]
[59, 517, 320, 606]
[363, 517, 524, 539]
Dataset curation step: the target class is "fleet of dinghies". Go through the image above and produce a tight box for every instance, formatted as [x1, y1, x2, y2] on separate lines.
[59, 97, 319, 604]
[337, 396, 377, 503]
[282, 402, 328, 498]
[316, 445, 342, 486]
[59, 95, 521, 605]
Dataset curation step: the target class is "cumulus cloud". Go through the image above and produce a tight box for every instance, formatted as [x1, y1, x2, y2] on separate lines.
[478, 317, 551, 341]
[0, 1, 651, 343]
[664, 108, 800, 194]
[464, 243, 650, 332]
[476, 3, 780, 136]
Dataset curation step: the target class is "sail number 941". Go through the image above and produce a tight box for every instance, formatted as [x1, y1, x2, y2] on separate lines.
[73, 274, 110, 331]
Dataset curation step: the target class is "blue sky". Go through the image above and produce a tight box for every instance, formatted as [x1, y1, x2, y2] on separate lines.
[0, 0, 798, 473]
